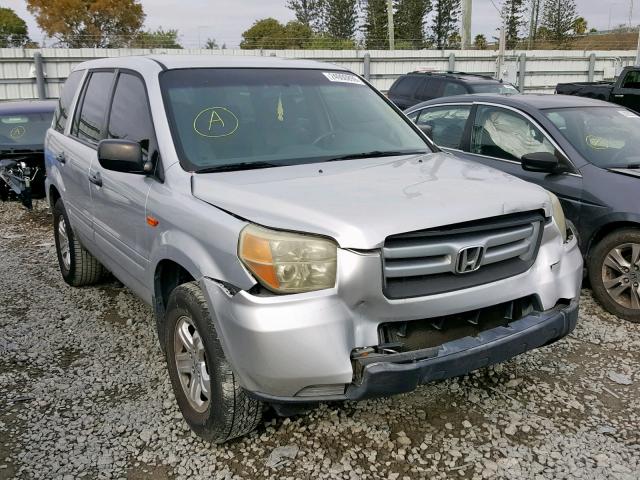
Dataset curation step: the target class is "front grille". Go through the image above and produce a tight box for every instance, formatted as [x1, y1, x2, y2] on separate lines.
[383, 211, 545, 299]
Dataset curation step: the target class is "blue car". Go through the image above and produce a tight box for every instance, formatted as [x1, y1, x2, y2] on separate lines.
[406, 94, 640, 322]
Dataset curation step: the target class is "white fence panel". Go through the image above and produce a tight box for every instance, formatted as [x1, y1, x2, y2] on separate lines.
[0, 48, 637, 100]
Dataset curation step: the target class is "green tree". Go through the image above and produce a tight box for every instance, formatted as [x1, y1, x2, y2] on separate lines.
[502, 0, 525, 49]
[473, 33, 488, 49]
[572, 16, 587, 35]
[430, 0, 461, 49]
[286, 0, 326, 32]
[26, 0, 145, 47]
[0, 7, 30, 47]
[240, 18, 313, 49]
[363, 0, 389, 48]
[325, 0, 358, 39]
[541, 0, 577, 44]
[395, 0, 431, 48]
[304, 34, 356, 49]
[204, 38, 218, 49]
[526, 0, 543, 43]
[130, 28, 181, 48]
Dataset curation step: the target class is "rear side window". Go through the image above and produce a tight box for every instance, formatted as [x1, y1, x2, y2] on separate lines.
[442, 81, 468, 96]
[71, 71, 114, 146]
[417, 105, 471, 149]
[621, 70, 640, 89]
[416, 78, 444, 101]
[107, 73, 155, 158]
[391, 76, 421, 97]
[53, 70, 83, 133]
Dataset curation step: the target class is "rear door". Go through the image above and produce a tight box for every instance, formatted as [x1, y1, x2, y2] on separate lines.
[89, 71, 158, 295]
[463, 103, 583, 227]
[611, 69, 640, 113]
[60, 70, 115, 243]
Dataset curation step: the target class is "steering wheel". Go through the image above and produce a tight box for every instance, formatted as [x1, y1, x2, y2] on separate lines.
[312, 131, 337, 147]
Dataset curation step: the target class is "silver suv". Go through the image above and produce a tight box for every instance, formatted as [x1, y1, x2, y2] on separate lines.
[45, 56, 583, 443]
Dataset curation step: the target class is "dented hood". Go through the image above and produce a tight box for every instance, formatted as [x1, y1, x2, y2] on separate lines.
[191, 153, 551, 249]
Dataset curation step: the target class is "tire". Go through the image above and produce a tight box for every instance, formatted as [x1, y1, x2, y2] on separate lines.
[164, 282, 263, 443]
[53, 198, 106, 287]
[588, 229, 640, 323]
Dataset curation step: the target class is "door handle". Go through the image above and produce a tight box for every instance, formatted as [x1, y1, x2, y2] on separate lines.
[613, 94, 624, 98]
[88, 171, 102, 187]
[56, 152, 66, 164]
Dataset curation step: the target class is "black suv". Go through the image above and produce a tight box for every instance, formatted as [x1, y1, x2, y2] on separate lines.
[387, 71, 518, 110]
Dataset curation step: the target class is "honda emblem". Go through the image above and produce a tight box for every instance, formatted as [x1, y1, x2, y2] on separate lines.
[455, 246, 484, 274]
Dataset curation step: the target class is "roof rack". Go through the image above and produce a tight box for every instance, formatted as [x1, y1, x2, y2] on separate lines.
[408, 70, 497, 81]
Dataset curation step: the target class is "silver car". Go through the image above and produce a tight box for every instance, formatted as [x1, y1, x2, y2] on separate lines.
[45, 56, 583, 442]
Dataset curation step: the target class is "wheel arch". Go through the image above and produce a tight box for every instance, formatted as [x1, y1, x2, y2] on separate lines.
[586, 216, 640, 259]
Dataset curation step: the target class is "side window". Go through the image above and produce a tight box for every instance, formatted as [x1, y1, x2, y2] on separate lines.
[417, 78, 443, 101]
[71, 71, 114, 146]
[471, 105, 555, 162]
[53, 70, 83, 133]
[621, 70, 640, 89]
[406, 111, 419, 122]
[442, 81, 468, 97]
[392, 76, 421, 97]
[416, 105, 471, 149]
[108, 73, 155, 158]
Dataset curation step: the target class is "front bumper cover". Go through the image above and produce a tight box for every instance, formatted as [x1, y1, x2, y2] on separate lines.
[249, 297, 578, 403]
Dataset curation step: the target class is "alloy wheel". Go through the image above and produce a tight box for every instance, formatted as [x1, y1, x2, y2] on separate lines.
[602, 243, 640, 310]
[57, 216, 71, 270]
[174, 316, 211, 413]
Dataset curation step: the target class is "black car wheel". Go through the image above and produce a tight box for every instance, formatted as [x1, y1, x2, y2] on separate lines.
[589, 229, 640, 323]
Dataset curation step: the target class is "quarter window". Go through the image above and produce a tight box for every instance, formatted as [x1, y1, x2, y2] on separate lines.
[416, 105, 471, 149]
[107, 73, 155, 157]
[71, 71, 114, 145]
[53, 70, 83, 133]
[471, 105, 555, 162]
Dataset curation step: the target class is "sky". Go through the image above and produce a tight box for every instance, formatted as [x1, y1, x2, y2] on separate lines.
[3, 0, 639, 48]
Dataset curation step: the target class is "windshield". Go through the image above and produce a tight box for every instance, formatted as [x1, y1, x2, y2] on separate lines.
[544, 107, 640, 168]
[160, 68, 431, 172]
[470, 83, 519, 94]
[0, 111, 53, 151]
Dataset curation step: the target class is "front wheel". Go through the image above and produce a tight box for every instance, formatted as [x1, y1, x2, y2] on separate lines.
[588, 229, 640, 323]
[164, 282, 263, 443]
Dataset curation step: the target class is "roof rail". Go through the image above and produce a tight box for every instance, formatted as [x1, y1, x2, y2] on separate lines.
[407, 70, 496, 80]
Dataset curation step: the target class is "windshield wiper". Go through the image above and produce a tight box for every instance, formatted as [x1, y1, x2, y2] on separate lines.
[322, 150, 430, 163]
[195, 161, 282, 174]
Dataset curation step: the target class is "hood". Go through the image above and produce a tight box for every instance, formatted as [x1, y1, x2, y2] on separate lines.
[609, 168, 640, 179]
[191, 153, 551, 249]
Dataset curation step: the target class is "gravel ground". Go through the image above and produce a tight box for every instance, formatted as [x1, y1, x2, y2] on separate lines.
[1, 201, 639, 480]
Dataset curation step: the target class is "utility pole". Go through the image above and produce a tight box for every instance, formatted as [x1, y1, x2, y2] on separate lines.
[497, 16, 506, 80]
[630, 0, 635, 29]
[461, 0, 472, 49]
[636, 25, 640, 65]
[387, 0, 395, 50]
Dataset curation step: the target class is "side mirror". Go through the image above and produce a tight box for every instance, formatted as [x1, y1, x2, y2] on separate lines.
[521, 152, 559, 174]
[419, 124, 434, 139]
[98, 139, 146, 174]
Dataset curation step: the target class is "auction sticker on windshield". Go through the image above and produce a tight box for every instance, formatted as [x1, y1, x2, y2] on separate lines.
[323, 72, 365, 85]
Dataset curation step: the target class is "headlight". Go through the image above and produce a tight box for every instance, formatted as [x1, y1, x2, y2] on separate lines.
[239, 224, 337, 293]
[548, 191, 568, 243]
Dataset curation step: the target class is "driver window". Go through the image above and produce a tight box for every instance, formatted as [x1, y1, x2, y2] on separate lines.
[416, 105, 471, 149]
[471, 105, 555, 162]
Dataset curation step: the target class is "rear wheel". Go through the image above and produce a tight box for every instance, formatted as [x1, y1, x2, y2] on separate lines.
[53, 199, 106, 286]
[164, 282, 263, 443]
[588, 229, 640, 323]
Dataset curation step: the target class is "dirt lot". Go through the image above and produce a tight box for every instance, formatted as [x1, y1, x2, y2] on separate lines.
[0, 201, 639, 480]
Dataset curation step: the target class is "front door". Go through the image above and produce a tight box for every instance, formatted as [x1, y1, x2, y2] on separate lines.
[611, 69, 640, 114]
[89, 71, 158, 297]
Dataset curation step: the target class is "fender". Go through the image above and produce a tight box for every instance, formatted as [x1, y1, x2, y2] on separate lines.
[586, 211, 640, 254]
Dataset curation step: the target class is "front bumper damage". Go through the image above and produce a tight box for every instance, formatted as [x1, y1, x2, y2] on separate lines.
[201, 220, 583, 403]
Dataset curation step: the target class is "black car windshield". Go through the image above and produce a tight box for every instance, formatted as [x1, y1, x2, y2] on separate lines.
[0, 112, 52, 150]
[470, 83, 519, 94]
[544, 106, 640, 168]
[160, 68, 431, 171]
